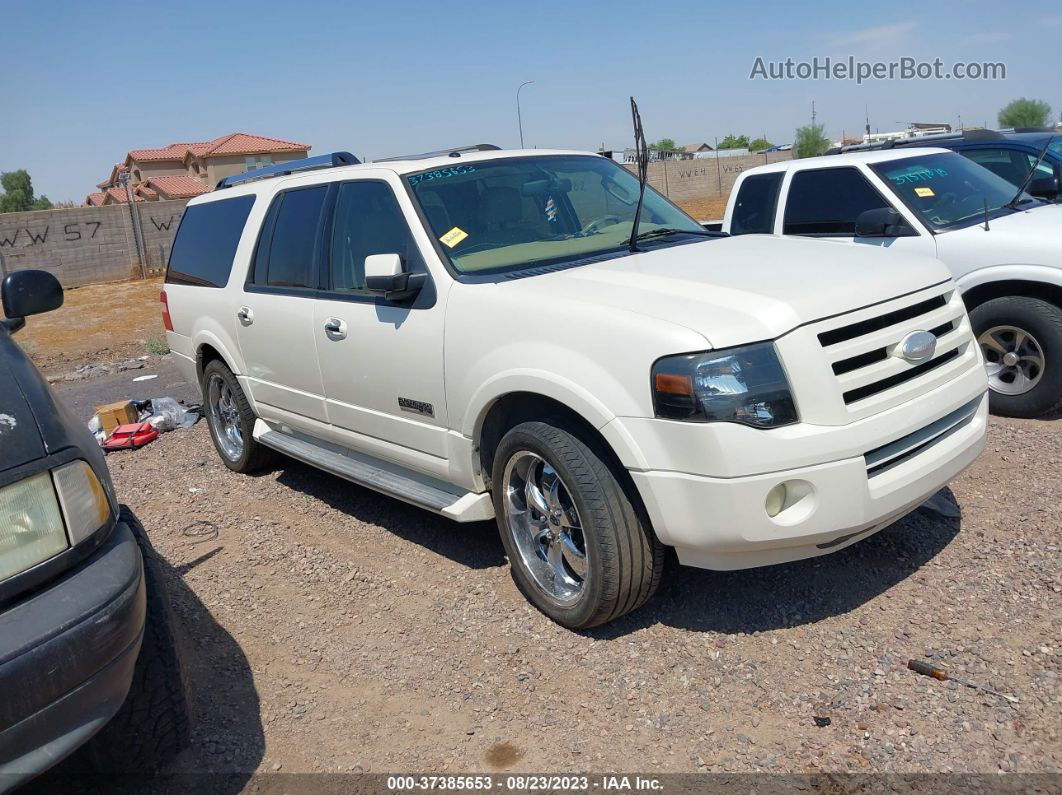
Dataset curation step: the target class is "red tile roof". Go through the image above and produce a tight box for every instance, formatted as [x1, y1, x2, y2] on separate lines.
[103, 187, 145, 204]
[126, 132, 309, 164]
[85, 192, 106, 207]
[144, 175, 211, 198]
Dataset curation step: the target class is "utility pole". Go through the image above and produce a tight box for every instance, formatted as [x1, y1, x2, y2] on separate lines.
[119, 172, 147, 278]
[811, 100, 816, 126]
[516, 81, 534, 148]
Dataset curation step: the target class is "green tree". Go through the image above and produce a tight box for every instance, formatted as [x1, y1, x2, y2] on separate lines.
[749, 137, 774, 152]
[718, 134, 750, 150]
[0, 170, 52, 213]
[997, 98, 1052, 129]
[793, 123, 831, 159]
[654, 138, 679, 152]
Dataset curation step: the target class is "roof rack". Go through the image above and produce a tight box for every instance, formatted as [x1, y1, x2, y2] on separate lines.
[216, 151, 360, 189]
[374, 144, 501, 162]
[827, 127, 1007, 155]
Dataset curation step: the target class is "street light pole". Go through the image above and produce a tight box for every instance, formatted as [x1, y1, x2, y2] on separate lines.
[517, 80, 534, 148]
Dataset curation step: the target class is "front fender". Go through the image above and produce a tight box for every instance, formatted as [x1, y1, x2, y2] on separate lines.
[955, 264, 1062, 295]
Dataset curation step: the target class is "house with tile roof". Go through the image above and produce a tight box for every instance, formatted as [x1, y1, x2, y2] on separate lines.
[86, 132, 310, 205]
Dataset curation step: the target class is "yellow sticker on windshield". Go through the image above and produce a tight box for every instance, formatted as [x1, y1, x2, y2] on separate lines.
[915, 187, 935, 198]
[439, 227, 468, 248]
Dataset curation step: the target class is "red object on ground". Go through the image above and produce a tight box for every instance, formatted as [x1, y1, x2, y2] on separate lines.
[102, 422, 159, 451]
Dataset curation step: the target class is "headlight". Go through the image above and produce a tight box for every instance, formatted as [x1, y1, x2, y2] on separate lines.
[651, 342, 798, 428]
[0, 472, 68, 581]
[0, 461, 112, 582]
[53, 460, 111, 545]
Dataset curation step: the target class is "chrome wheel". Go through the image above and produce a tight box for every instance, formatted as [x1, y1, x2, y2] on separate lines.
[502, 451, 588, 607]
[207, 373, 243, 461]
[978, 325, 1045, 396]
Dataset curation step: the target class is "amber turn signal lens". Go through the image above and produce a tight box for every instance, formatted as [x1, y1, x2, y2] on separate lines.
[654, 372, 694, 396]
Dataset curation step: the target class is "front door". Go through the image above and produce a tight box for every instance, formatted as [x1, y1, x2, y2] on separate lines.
[235, 184, 329, 427]
[312, 178, 449, 477]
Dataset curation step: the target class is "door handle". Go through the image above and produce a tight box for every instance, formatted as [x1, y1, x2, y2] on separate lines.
[237, 306, 254, 325]
[323, 318, 347, 339]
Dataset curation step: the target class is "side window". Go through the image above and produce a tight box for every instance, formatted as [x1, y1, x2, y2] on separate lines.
[962, 148, 1029, 186]
[256, 185, 327, 289]
[783, 168, 890, 236]
[166, 195, 256, 288]
[328, 182, 423, 294]
[730, 173, 783, 235]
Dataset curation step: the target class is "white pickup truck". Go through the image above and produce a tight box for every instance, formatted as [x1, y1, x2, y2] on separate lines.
[723, 148, 1062, 418]
[163, 146, 987, 628]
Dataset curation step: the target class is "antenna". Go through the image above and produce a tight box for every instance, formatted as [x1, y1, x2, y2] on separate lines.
[811, 100, 817, 126]
[865, 105, 871, 136]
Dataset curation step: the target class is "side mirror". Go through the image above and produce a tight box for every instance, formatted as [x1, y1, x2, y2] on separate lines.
[364, 254, 425, 302]
[855, 207, 918, 238]
[1027, 175, 1060, 200]
[2, 270, 63, 329]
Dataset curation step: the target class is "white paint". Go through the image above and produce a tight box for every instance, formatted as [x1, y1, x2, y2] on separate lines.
[0, 414, 16, 433]
[132, 374, 158, 382]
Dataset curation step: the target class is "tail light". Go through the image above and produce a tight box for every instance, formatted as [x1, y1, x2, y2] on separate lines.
[160, 290, 173, 332]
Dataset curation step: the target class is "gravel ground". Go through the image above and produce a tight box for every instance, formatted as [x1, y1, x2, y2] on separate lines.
[63, 413, 1062, 780]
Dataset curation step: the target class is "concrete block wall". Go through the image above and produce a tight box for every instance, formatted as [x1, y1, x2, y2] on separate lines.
[0, 199, 188, 288]
[624, 150, 793, 202]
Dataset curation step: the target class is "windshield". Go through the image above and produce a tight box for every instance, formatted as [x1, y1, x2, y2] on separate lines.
[406, 155, 705, 275]
[870, 152, 1036, 230]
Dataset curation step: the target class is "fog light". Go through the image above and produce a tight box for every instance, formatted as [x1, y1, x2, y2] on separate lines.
[765, 483, 787, 517]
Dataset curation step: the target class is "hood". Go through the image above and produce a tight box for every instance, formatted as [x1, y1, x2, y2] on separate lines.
[519, 235, 951, 348]
[0, 345, 46, 472]
[937, 202, 1062, 268]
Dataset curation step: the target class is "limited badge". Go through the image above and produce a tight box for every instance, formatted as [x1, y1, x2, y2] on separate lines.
[914, 187, 935, 198]
[439, 227, 469, 248]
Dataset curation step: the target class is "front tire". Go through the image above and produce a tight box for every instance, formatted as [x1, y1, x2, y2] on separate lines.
[970, 296, 1062, 418]
[201, 359, 275, 472]
[491, 421, 664, 629]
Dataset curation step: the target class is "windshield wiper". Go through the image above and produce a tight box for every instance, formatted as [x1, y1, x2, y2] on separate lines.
[1006, 134, 1056, 210]
[635, 227, 720, 242]
[627, 97, 649, 253]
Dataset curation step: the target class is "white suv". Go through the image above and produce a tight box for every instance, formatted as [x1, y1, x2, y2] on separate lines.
[163, 146, 988, 628]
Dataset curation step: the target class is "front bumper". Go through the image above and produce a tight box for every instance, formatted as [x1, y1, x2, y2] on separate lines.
[0, 520, 145, 789]
[616, 379, 989, 571]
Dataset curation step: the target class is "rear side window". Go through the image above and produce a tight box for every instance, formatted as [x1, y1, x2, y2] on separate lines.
[253, 186, 328, 289]
[166, 195, 256, 287]
[783, 168, 890, 236]
[730, 173, 783, 235]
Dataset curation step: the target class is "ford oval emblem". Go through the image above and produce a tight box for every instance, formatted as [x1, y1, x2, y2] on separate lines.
[899, 330, 937, 363]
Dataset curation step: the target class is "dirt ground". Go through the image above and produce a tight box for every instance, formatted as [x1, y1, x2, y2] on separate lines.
[10, 277, 166, 376]
[675, 196, 729, 221]
[64, 411, 1057, 781]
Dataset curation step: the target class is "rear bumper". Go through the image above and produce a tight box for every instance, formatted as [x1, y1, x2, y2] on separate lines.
[0, 521, 145, 789]
[625, 390, 988, 570]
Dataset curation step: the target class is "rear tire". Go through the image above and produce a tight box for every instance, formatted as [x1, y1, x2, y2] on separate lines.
[970, 296, 1062, 418]
[491, 420, 665, 629]
[87, 508, 190, 772]
[201, 359, 276, 472]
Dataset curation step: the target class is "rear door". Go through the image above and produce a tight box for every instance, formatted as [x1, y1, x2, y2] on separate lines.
[235, 184, 329, 427]
[777, 165, 936, 258]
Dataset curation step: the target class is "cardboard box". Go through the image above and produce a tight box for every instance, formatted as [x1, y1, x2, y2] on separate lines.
[95, 400, 138, 435]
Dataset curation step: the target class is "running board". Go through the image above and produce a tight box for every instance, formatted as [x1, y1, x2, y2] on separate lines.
[253, 421, 494, 522]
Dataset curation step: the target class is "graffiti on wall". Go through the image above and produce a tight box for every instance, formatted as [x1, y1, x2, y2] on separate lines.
[0, 221, 103, 248]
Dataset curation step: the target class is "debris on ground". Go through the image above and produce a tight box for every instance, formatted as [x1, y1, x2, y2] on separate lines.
[89, 396, 200, 447]
[907, 659, 1019, 703]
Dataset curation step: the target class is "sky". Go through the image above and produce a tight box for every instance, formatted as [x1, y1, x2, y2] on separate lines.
[3, 0, 1060, 202]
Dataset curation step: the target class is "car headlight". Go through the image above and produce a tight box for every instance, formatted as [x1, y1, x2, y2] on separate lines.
[651, 342, 798, 428]
[0, 461, 111, 582]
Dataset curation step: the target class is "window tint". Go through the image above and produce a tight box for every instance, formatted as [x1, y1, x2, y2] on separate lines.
[783, 168, 890, 235]
[166, 195, 255, 287]
[730, 173, 782, 235]
[259, 186, 327, 288]
[329, 182, 422, 293]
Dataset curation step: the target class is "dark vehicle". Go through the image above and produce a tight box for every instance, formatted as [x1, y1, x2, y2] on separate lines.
[833, 129, 1062, 201]
[0, 270, 188, 791]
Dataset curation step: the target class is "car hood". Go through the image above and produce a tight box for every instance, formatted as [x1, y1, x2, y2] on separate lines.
[937, 202, 1062, 266]
[0, 347, 46, 472]
[521, 234, 951, 348]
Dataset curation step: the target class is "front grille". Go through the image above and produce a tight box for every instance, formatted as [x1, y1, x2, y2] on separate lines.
[812, 285, 974, 415]
[864, 396, 981, 476]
